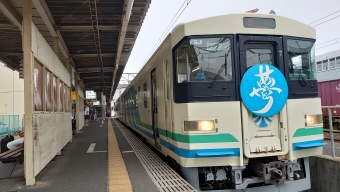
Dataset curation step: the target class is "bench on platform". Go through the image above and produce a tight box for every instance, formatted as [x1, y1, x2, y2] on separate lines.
[0, 144, 24, 179]
[0, 144, 24, 162]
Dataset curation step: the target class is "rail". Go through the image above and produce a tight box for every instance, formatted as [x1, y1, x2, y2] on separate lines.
[323, 105, 340, 157]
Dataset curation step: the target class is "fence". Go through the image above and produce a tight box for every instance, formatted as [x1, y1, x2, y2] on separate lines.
[323, 106, 340, 157]
[0, 115, 21, 136]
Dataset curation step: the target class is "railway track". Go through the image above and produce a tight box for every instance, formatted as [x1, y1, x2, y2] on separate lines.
[324, 129, 340, 142]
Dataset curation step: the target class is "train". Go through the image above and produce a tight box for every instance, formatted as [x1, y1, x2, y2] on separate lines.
[114, 12, 324, 192]
[106, 102, 112, 117]
[315, 56, 340, 130]
[318, 80, 340, 130]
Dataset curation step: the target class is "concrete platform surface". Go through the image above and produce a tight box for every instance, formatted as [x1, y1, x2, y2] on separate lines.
[0, 119, 108, 192]
[0, 118, 159, 192]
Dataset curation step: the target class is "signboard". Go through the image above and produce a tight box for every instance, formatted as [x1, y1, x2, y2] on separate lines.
[93, 101, 100, 105]
[71, 91, 76, 100]
[85, 101, 93, 106]
[243, 17, 276, 29]
[85, 90, 96, 99]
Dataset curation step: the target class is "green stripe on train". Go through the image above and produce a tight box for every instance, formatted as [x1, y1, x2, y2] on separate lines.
[131, 105, 238, 143]
[133, 121, 238, 143]
[293, 127, 323, 137]
[159, 128, 238, 143]
[134, 109, 153, 130]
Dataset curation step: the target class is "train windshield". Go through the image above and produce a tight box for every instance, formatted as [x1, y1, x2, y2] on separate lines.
[175, 37, 233, 83]
[287, 39, 315, 80]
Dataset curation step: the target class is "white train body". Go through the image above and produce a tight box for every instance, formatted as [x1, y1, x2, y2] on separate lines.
[115, 13, 323, 191]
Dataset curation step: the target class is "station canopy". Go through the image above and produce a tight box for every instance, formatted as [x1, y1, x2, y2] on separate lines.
[0, 0, 150, 102]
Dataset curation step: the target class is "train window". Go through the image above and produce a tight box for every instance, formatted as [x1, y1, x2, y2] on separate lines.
[175, 37, 232, 83]
[246, 49, 273, 68]
[166, 62, 170, 100]
[287, 39, 315, 80]
[143, 83, 147, 108]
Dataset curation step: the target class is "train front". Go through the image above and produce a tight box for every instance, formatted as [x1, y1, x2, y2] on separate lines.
[171, 14, 324, 191]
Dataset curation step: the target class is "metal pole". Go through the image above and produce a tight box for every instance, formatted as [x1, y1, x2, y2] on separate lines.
[328, 108, 335, 157]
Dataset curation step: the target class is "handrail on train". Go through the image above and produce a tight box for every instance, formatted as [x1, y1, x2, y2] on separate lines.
[322, 106, 340, 157]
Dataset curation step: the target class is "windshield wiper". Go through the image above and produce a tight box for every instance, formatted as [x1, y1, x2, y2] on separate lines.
[209, 63, 226, 88]
[209, 49, 230, 88]
[299, 73, 309, 86]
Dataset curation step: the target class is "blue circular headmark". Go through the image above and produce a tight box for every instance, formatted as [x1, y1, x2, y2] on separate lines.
[240, 64, 288, 117]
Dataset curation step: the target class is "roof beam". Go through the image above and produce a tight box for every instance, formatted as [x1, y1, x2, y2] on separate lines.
[0, 52, 22, 56]
[57, 25, 119, 31]
[71, 53, 116, 58]
[76, 66, 114, 73]
[87, 85, 111, 90]
[86, 82, 112, 85]
[0, 23, 18, 29]
[0, 0, 22, 31]
[110, 0, 134, 100]
[82, 76, 112, 79]
[32, 0, 75, 67]
[55, 25, 140, 31]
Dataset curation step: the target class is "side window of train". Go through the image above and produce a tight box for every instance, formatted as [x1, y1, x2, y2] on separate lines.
[143, 83, 147, 108]
[166, 61, 170, 100]
[287, 39, 315, 80]
[137, 86, 140, 109]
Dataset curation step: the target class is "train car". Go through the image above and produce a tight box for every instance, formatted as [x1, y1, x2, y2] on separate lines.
[115, 12, 323, 192]
[316, 63, 340, 129]
[106, 102, 112, 117]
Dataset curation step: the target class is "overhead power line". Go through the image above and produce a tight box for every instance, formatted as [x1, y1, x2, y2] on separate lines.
[312, 14, 340, 27]
[135, 0, 192, 73]
[309, 9, 340, 25]
[315, 41, 339, 50]
[316, 37, 340, 46]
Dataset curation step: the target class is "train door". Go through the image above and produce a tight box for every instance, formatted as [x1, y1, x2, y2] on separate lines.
[238, 35, 289, 158]
[151, 68, 161, 150]
[164, 56, 173, 142]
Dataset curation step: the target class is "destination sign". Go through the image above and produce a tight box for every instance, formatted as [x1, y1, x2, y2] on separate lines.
[243, 17, 276, 29]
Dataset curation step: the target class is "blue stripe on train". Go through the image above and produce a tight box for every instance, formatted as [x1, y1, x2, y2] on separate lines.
[160, 139, 240, 158]
[292, 139, 326, 151]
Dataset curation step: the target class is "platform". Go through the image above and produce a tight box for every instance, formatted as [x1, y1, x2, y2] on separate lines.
[0, 118, 195, 192]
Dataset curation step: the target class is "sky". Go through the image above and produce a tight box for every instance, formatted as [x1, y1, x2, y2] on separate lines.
[123, 0, 340, 74]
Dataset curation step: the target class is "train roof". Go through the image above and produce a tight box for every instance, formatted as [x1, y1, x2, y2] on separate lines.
[171, 13, 316, 48]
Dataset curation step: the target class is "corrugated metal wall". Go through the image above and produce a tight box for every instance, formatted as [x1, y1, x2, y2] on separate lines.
[318, 80, 340, 116]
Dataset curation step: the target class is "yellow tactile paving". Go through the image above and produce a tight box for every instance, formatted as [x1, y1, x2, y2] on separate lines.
[108, 119, 133, 192]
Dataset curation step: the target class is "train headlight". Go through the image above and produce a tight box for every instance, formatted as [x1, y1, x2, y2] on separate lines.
[184, 120, 215, 132]
[305, 114, 323, 127]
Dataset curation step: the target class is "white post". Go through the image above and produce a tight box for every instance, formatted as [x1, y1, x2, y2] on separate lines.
[23, 0, 35, 185]
[328, 108, 335, 157]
